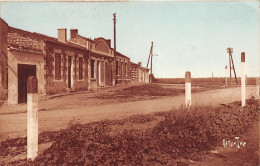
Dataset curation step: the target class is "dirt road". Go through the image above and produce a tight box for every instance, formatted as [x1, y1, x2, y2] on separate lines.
[0, 86, 258, 141]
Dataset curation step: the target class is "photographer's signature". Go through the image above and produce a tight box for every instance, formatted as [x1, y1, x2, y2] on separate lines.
[223, 137, 246, 150]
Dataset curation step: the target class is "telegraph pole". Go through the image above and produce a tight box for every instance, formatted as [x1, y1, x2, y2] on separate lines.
[151, 41, 153, 76]
[146, 42, 155, 83]
[227, 47, 238, 85]
[113, 13, 117, 85]
[146, 42, 153, 69]
[113, 13, 116, 52]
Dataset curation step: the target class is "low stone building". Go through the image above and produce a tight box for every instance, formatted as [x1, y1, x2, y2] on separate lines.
[140, 67, 150, 83]
[0, 19, 8, 102]
[130, 62, 150, 83]
[3, 24, 91, 104]
[115, 51, 131, 84]
[69, 29, 115, 89]
[0, 18, 150, 105]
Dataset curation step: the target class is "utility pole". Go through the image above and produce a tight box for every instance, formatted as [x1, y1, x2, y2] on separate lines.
[113, 13, 117, 85]
[227, 47, 238, 86]
[146, 41, 153, 68]
[146, 42, 155, 83]
[113, 13, 116, 52]
[151, 42, 153, 76]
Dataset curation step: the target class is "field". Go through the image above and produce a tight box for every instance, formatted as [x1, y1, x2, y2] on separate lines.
[153, 77, 258, 86]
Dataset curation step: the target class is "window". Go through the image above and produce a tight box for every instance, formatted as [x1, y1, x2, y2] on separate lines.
[125, 62, 127, 76]
[121, 61, 124, 77]
[116, 60, 119, 76]
[55, 53, 61, 80]
[91, 59, 95, 79]
[78, 57, 83, 80]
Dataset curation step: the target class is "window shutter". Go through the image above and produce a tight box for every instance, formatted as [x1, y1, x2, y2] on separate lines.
[55, 53, 61, 80]
[79, 57, 83, 80]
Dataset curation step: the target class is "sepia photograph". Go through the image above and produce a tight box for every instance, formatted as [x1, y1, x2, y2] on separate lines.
[0, 0, 259, 165]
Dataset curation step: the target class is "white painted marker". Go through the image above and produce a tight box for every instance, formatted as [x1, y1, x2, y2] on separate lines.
[185, 71, 191, 108]
[256, 77, 259, 98]
[241, 52, 246, 107]
[225, 65, 228, 87]
[27, 76, 38, 160]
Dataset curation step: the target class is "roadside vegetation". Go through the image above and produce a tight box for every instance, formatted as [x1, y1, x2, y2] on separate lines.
[1, 98, 259, 165]
[94, 84, 184, 101]
[94, 84, 221, 101]
[153, 77, 258, 86]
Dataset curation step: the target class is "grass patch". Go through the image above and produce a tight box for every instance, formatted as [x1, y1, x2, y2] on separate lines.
[95, 84, 184, 100]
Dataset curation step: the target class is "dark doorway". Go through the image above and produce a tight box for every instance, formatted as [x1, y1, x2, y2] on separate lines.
[68, 56, 71, 88]
[105, 62, 109, 86]
[97, 61, 100, 86]
[110, 69, 113, 86]
[18, 64, 36, 103]
[110, 62, 113, 86]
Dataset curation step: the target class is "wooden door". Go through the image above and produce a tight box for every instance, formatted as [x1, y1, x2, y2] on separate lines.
[18, 64, 36, 103]
[68, 56, 71, 88]
[105, 62, 109, 86]
[97, 61, 100, 86]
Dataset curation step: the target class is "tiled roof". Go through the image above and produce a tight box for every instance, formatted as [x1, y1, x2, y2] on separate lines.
[130, 62, 139, 66]
[9, 27, 58, 42]
[78, 35, 94, 42]
[45, 40, 89, 51]
[9, 26, 89, 51]
[114, 51, 130, 59]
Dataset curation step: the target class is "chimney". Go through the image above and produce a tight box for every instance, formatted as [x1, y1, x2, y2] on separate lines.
[58, 29, 67, 42]
[138, 62, 142, 66]
[70, 29, 78, 39]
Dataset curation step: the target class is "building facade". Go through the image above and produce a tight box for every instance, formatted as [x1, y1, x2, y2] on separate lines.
[115, 52, 131, 84]
[130, 62, 149, 83]
[69, 29, 115, 90]
[0, 18, 150, 104]
[0, 19, 8, 101]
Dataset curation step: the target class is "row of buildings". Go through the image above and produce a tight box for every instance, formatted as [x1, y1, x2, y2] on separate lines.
[0, 18, 150, 104]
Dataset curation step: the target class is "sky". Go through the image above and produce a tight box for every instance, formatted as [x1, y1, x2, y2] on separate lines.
[0, 1, 259, 78]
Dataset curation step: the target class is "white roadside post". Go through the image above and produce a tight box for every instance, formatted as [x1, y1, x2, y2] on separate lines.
[241, 52, 246, 107]
[225, 65, 228, 87]
[185, 71, 191, 108]
[27, 76, 38, 160]
[256, 77, 260, 98]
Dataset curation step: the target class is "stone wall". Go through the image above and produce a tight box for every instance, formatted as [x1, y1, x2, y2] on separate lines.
[0, 18, 8, 100]
[8, 51, 45, 104]
[89, 53, 113, 90]
[130, 63, 140, 83]
[44, 42, 89, 95]
[116, 53, 131, 84]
